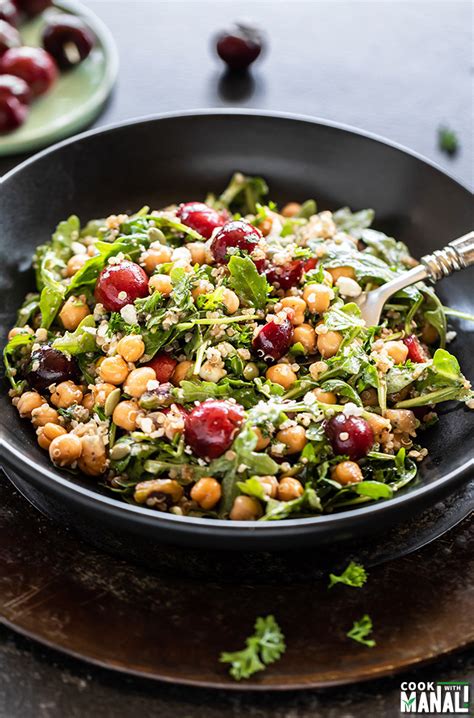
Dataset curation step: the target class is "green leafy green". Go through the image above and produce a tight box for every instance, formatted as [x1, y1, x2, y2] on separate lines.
[438, 126, 458, 155]
[329, 561, 368, 589]
[324, 302, 365, 331]
[263, 483, 322, 521]
[52, 315, 96, 355]
[3, 332, 35, 389]
[333, 207, 374, 236]
[360, 229, 410, 268]
[220, 615, 285, 681]
[216, 172, 269, 215]
[228, 255, 270, 309]
[347, 614, 376, 647]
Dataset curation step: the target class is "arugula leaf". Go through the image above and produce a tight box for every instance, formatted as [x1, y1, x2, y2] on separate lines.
[346, 614, 376, 647]
[386, 361, 430, 395]
[324, 302, 365, 331]
[396, 348, 472, 408]
[51, 215, 80, 258]
[220, 615, 285, 681]
[3, 332, 35, 389]
[329, 561, 368, 589]
[263, 484, 322, 521]
[321, 379, 362, 406]
[352, 481, 393, 499]
[333, 207, 374, 236]
[296, 199, 317, 218]
[217, 172, 269, 215]
[52, 315, 96, 355]
[421, 286, 447, 347]
[359, 229, 410, 268]
[16, 294, 40, 327]
[228, 255, 270, 309]
[322, 249, 398, 285]
[174, 378, 259, 409]
[38, 254, 67, 329]
[237, 477, 266, 501]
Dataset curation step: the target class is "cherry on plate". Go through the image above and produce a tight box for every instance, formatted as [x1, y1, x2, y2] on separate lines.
[27, 345, 78, 393]
[324, 413, 374, 460]
[252, 318, 294, 362]
[185, 399, 245, 459]
[0, 73, 30, 102]
[95, 260, 149, 312]
[210, 219, 262, 264]
[403, 335, 428, 363]
[216, 23, 263, 71]
[0, 19, 20, 56]
[0, 47, 58, 97]
[17, 0, 51, 16]
[0, 93, 27, 133]
[265, 260, 303, 290]
[0, 0, 19, 27]
[42, 15, 95, 69]
[177, 201, 229, 240]
[145, 352, 177, 384]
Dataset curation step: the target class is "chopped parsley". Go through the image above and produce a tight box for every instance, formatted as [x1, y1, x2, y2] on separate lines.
[438, 126, 459, 155]
[328, 561, 368, 589]
[219, 615, 286, 680]
[346, 614, 376, 647]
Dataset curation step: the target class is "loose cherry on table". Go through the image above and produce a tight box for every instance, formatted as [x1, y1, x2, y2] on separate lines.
[27, 345, 78, 393]
[0, 73, 30, 102]
[252, 318, 294, 362]
[210, 219, 263, 264]
[0, 0, 20, 27]
[0, 91, 27, 132]
[42, 15, 95, 69]
[177, 201, 228, 239]
[94, 260, 150, 312]
[0, 19, 20, 56]
[324, 413, 374, 460]
[184, 399, 245, 459]
[0, 46, 58, 97]
[17, 0, 51, 16]
[216, 23, 263, 71]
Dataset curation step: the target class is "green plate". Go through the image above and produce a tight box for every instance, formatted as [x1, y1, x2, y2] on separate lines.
[0, 0, 118, 156]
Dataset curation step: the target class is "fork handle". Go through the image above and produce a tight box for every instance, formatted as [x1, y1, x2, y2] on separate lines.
[421, 231, 474, 282]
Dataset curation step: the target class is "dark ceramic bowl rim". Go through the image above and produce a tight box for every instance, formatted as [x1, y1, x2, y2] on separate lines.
[1, 109, 473, 535]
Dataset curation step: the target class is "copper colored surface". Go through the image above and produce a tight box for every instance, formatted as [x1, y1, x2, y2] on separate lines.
[0, 478, 472, 690]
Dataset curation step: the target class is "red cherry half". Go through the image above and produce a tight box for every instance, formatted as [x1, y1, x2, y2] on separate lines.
[185, 399, 245, 459]
[94, 260, 149, 312]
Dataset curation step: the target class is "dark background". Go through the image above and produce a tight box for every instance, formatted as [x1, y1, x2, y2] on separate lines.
[0, 1, 472, 716]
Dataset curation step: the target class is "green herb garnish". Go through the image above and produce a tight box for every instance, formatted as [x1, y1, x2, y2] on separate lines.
[220, 615, 286, 680]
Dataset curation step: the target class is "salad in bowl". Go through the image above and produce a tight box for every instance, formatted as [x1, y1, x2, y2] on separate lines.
[4, 173, 472, 522]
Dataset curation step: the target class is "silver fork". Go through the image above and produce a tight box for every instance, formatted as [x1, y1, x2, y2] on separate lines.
[354, 231, 474, 326]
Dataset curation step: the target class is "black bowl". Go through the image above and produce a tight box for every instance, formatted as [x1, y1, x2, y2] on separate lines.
[1, 111, 473, 567]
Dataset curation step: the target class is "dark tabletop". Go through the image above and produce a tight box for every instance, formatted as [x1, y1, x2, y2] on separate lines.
[0, 1, 472, 716]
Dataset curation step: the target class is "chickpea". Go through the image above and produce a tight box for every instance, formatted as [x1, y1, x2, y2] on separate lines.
[281, 202, 301, 218]
[229, 495, 263, 521]
[199, 361, 226, 383]
[187, 242, 210, 265]
[312, 387, 337, 404]
[31, 403, 60, 427]
[113, 400, 142, 431]
[281, 296, 307, 325]
[8, 326, 33, 340]
[259, 217, 273, 237]
[92, 382, 117, 407]
[360, 388, 378, 407]
[134, 478, 183, 504]
[421, 323, 439, 345]
[123, 367, 157, 398]
[49, 433, 83, 467]
[50, 381, 83, 409]
[17, 391, 44, 418]
[256, 475, 279, 498]
[172, 360, 194, 386]
[328, 266, 356, 282]
[293, 323, 316, 353]
[276, 425, 307, 454]
[149, 273, 173, 296]
[116, 335, 145, 363]
[254, 427, 271, 450]
[331, 460, 363, 485]
[385, 409, 417, 435]
[190, 477, 222, 510]
[37, 423, 67, 450]
[59, 295, 90, 331]
[82, 393, 95, 412]
[277, 476, 304, 501]
[65, 254, 87, 277]
[98, 356, 129, 385]
[317, 330, 342, 358]
[303, 283, 333, 314]
[191, 279, 213, 300]
[243, 362, 259, 380]
[266, 364, 297, 390]
[384, 340, 409, 364]
[221, 288, 240, 314]
[78, 435, 107, 476]
[140, 245, 172, 274]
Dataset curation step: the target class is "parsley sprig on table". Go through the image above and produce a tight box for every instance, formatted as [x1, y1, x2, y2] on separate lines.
[346, 614, 376, 647]
[328, 561, 368, 589]
[220, 615, 286, 680]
